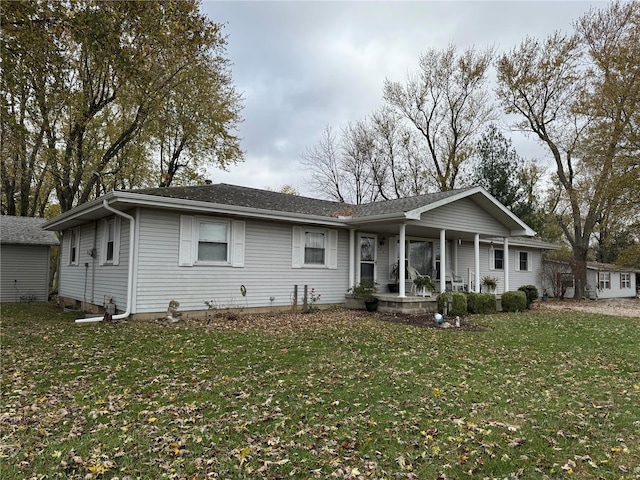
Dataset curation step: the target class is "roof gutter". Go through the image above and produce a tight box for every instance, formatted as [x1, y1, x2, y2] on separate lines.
[76, 200, 135, 324]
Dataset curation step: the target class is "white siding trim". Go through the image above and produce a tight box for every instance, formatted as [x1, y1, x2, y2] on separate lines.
[292, 226, 303, 268]
[179, 215, 194, 266]
[328, 229, 338, 270]
[515, 250, 532, 272]
[232, 220, 245, 268]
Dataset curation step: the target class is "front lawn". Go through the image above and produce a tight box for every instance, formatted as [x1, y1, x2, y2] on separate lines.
[1, 303, 638, 479]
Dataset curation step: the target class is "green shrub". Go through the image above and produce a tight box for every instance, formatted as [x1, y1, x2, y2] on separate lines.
[467, 292, 496, 314]
[437, 292, 467, 316]
[518, 285, 539, 309]
[502, 291, 527, 312]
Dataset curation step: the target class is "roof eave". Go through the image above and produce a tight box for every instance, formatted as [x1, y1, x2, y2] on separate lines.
[43, 191, 349, 230]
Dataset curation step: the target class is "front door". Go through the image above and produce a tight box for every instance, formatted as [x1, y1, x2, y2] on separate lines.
[359, 235, 377, 284]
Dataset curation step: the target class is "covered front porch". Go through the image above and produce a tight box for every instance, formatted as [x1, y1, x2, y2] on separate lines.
[343, 189, 536, 312]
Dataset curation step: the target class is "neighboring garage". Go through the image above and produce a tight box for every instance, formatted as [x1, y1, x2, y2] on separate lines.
[1, 216, 59, 303]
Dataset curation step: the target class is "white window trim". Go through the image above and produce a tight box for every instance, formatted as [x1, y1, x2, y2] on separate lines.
[195, 217, 231, 265]
[599, 271, 611, 290]
[68, 227, 80, 266]
[292, 226, 338, 269]
[515, 250, 532, 272]
[179, 215, 245, 268]
[99, 217, 121, 266]
[620, 272, 631, 289]
[357, 233, 377, 285]
[489, 247, 504, 271]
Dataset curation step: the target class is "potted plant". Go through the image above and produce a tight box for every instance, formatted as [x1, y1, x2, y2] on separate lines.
[413, 275, 435, 297]
[481, 275, 498, 294]
[388, 261, 400, 293]
[350, 280, 378, 311]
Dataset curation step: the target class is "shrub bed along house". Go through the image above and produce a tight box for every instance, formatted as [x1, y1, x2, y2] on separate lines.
[437, 292, 467, 316]
[502, 290, 527, 312]
[518, 285, 539, 309]
[466, 292, 497, 314]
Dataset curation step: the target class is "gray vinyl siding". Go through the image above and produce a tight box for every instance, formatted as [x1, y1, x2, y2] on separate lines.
[587, 270, 637, 299]
[0, 244, 51, 302]
[134, 209, 350, 314]
[455, 244, 542, 294]
[419, 198, 511, 237]
[58, 220, 129, 309]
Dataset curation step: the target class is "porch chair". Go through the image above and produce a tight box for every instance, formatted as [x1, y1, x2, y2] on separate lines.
[446, 268, 464, 291]
[408, 266, 431, 296]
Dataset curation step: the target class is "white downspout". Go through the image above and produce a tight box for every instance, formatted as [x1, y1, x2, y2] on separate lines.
[76, 200, 135, 324]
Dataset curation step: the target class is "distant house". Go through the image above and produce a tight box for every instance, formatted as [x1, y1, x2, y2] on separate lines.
[1, 216, 60, 303]
[544, 260, 639, 299]
[43, 183, 554, 318]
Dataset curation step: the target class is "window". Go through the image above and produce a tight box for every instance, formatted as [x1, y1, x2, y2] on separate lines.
[68, 228, 80, 265]
[178, 215, 244, 267]
[291, 226, 337, 269]
[620, 272, 631, 289]
[489, 247, 504, 271]
[559, 273, 575, 288]
[197, 221, 229, 263]
[100, 218, 120, 265]
[516, 251, 531, 272]
[599, 272, 611, 289]
[494, 249, 504, 270]
[304, 231, 325, 265]
[360, 235, 376, 283]
[106, 222, 115, 261]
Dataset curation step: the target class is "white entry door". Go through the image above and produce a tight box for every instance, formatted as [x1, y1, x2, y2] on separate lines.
[359, 234, 377, 283]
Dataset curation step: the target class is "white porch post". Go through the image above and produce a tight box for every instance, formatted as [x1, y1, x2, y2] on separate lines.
[474, 233, 480, 293]
[504, 237, 510, 293]
[349, 229, 355, 290]
[440, 229, 446, 293]
[398, 224, 406, 297]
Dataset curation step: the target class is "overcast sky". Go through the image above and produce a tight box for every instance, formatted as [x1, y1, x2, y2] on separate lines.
[200, 1, 602, 197]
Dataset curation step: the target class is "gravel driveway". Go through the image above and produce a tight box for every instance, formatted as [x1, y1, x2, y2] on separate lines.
[539, 297, 640, 318]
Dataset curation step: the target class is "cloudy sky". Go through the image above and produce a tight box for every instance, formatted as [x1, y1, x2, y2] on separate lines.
[200, 1, 601, 197]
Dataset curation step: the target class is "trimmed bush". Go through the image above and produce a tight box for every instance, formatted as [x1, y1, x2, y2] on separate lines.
[437, 292, 467, 317]
[502, 291, 527, 312]
[467, 292, 496, 314]
[518, 285, 539, 309]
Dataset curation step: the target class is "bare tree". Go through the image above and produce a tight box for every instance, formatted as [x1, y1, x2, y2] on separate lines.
[384, 44, 496, 191]
[300, 126, 348, 203]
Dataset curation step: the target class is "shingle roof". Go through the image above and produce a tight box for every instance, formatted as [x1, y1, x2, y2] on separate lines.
[127, 184, 355, 217]
[125, 183, 471, 218]
[352, 189, 472, 216]
[1, 216, 60, 246]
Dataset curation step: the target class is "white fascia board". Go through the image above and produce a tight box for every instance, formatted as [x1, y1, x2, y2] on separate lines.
[112, 192, 347, 227]
[41, 194, 116, 230]
[342, 212, 409, 225]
